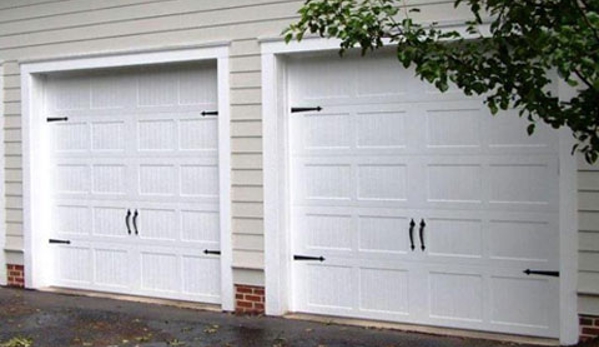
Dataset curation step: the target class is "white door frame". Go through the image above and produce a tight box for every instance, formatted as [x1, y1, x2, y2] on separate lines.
[20, 43, 234, 311]
[261, 37, 579, 344]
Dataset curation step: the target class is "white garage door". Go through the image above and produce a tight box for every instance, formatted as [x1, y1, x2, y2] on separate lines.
[45, 63, 222, 304]
[288, 54, 560, 338]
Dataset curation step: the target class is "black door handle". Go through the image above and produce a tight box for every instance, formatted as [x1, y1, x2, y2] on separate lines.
[408, 219, 415, 251]
[125, 209, 132, 235]
[133, 209, 139, 235]
[419, 219, 426, 251]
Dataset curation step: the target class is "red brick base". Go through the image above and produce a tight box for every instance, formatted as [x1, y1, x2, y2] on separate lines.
[6, 264, 24, 288]
[580, 315, 599, 343]
[235, 284, 265, 314]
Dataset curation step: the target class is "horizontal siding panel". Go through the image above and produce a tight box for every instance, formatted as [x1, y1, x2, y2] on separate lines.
[232, 154, 262, 169]
[6, 221, 22, 235]
[6, 209, 22, 223]
[232, 202, 263, 218]
[2, 17, 294, 60]
[4, 89, 19, 102]
[232, 186, 263, 202]
[232, 170, 262, 186]
[0, 1, 300, 37]
[233, 234, 264, 252]
[580, 271, 599, 295]
[231, 71, 261, 89]
[5, 234, 23, 250]
[231, 104, 261, 121]
[5, 182, 22, 196]
[579, 171, 599, 191]
[5, 116, 21, 129]
[230, 56, 261, 74]
[5, 129, 22, 142]
[580, 252, 599, 272]
[3, 76, 20, 89]
[231, 88, 261, 105]
[6, 196, 22, 209]
[5, 156, 22, 169]
[5, 169, 22, 183]
[0, 2, 300, 50]
[230, 39, 260, 57]
[579, 155, 599, 171]
[580, 191, 599, 211]
[233, 250, 263, 270]
[232, 138, 262, 153]
[2, 62, 19, 75]
[233, 268, 264, 286]
[232, 217, 264, 235]
[232, 121, 262, 137]
[4, 103, 20, 115]
[580, 211, 599, 232]
[0, 0, 165, 21]
[5, 143, 22, 156]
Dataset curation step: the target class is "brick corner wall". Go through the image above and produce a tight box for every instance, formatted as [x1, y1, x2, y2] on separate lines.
[235, 284, 265, 314]
[6, 264, 24, 288]
[580, 315, 599, 343]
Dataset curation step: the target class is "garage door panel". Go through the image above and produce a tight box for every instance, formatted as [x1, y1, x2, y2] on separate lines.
[359, 267, 410, 315]
[93, 206, 131, 238]
[428, 271, 484, 322]
[54, 245, 93, 284]
[138, 119, 177, 151]
[426, 218, 483, 259]
[289, 53, 560, 338]
[94, 248, 130, 288]
[490, 275, 558, 332]
[358, 215, 411, 255]
[486, 111, 558, 152]
[425, 108, 482, 149]
[182, 255, 221, 298]
[47, 64, 222, 304]
[488, 219, 558, 265]
[54, 204, 91, 236]
[53, 121, 90, 152]
[140, 251, 180, 292]
[179, 117, 218, 152]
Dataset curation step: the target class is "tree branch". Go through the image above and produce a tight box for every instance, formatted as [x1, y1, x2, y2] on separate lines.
[572, 0, 599, 43]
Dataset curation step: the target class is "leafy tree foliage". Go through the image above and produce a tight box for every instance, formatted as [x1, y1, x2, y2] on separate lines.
[284, 0, 599, 163]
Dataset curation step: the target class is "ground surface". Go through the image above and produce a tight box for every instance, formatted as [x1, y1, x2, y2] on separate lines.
[0, 287, 586, 347]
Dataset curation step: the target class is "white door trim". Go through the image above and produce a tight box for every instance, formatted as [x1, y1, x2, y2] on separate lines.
[0, 61, 6, 286]
[261, 36, 579, 345]
[20, 45, 234, 311]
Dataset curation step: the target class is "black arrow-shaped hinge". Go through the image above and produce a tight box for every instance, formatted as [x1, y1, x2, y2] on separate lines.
[49, 239, 71, 245]
[204, 249, 221, 255]
[291, 106, 322, 113]
[294, 255, 325, 262]
[201, 111, 218, 116]
[523, 269, 559, 277]
[47, 117, 68, 123]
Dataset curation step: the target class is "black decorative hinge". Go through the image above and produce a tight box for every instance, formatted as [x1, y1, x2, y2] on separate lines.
[294, 255, 325, 262]
[201, 111, 218, 116]
[49, 239, 71, 245]
[291, 106, 322, 113]
[524, 269, 559, 277]
[47, 117, 68, 122]
[204, 249, 221, 255]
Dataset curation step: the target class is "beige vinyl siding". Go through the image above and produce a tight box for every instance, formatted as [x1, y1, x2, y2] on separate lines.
[0, 0, 482, 285]
[578, 156, 599, 304]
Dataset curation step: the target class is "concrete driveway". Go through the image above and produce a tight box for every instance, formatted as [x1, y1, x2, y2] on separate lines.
[0, 287, 572, 347]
